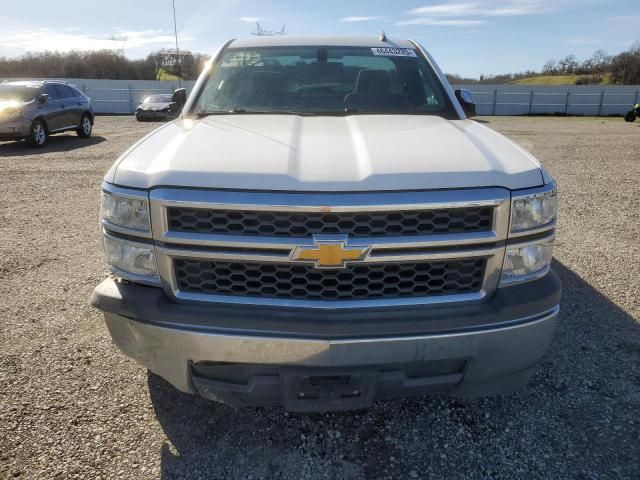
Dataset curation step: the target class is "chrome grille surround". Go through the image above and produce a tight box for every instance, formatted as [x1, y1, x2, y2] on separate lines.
[150, 188, 511, 309]
[166, 205, 494, 238]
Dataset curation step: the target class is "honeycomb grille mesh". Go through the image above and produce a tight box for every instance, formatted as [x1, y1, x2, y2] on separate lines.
[174, 258, 486, 301]
[166, 207, 493, 238]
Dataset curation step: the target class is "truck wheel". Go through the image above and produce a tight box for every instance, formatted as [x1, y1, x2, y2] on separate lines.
[136, 112, 144, 122]
[28, 119, 47, 148]
[77, 114, 93, 137]
[624, 111, 637, 122]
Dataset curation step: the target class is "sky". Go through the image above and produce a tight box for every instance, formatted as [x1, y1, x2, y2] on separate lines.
[1, 0, 639, 78]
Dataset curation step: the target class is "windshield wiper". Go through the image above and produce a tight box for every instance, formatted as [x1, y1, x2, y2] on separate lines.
[196, 107, 321, 118]
[343, 107, 440, 116]
[195, 108, 241, 118]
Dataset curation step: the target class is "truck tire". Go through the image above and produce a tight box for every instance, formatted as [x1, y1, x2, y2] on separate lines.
[28, 119, 48, 148]
[624, 111, 637, 122]
[77, 114, 93, 138]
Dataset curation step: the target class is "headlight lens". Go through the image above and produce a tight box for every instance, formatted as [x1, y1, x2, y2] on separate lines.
[1, 108, 21, 120]
[101, 191, 150, 232]
[501, 236, 554, 285]
[103, 234, 159, 284]
[510, 188, 556, 232]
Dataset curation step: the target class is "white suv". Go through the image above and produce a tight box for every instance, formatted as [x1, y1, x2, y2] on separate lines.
[92, 36, 560, 413]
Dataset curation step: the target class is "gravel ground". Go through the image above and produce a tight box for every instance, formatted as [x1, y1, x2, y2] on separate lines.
[1, 116, 639, 480]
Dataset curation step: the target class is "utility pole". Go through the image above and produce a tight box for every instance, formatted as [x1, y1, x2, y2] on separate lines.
[172, 0, 181, 87]
[252, 22, 286, 36]
[109, 33, 128, 55]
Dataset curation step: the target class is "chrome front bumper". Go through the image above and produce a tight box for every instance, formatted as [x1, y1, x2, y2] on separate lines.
[102, 304, 559, 398]
[93, 270, 561, 410]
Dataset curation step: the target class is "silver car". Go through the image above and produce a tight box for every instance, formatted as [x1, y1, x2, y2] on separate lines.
[0, 80, 94, 147]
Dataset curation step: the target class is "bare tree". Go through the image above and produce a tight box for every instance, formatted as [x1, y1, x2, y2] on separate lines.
[589, 50, 610, 74]
[557, 55, 579, 74]
[610, 47, 640, 85]
[543, 60, 557, 75]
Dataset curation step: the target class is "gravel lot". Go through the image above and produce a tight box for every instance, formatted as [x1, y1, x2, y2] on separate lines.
[1, 116, 639, 480]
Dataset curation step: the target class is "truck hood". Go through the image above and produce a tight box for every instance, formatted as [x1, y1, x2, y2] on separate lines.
[139, 102, 170, 111]
[108, 115, 544, 191]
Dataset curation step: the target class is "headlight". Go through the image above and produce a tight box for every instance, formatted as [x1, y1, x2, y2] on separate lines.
[1, 108, 21, 120]
[103, 233, 159, 284]
[510, 187, 556, 233]
[101, 190, 150, 232]
[501, 236, 554, 285]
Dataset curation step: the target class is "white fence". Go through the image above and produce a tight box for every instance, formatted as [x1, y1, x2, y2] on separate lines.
[65, 79, 198, 114]
[0, 78, 198, 114]
[455, 84, 640, 116]
[5, 78, 639, 115]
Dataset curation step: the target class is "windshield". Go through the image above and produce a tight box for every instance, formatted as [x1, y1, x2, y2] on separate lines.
[191, 46, 457, 117]
[0, 84, 40, 102]
[144, 94, 172, 104]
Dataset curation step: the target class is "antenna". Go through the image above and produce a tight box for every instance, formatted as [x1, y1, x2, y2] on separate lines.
[172, 0, 182, 88]
[380, 31, 387, 42]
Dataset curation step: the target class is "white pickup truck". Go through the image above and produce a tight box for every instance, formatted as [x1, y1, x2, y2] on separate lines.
[92, 36, 560, 413]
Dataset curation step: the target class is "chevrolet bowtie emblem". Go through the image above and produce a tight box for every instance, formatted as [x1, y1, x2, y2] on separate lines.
[291, 237, 370, 269]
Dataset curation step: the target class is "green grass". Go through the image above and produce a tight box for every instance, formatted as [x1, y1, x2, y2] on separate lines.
[509, 75, 578, 85]
[155, 67, 182, 81]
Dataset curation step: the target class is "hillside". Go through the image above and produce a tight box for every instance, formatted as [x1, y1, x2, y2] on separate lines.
[509, 74, 612, 85]
[155, 67, 182, 81]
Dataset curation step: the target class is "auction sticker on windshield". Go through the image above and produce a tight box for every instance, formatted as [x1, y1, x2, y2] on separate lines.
[371, 47, 417, 57]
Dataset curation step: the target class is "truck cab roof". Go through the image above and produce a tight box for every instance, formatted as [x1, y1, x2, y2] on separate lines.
[228, 35, 416, 49]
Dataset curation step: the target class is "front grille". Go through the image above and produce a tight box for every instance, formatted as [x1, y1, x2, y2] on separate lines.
[174, 258, 486, 301]
[166, 206, 494, 238]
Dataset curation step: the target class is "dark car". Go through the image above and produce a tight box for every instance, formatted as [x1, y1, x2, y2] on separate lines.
[135, 94, 176, 121]
[0, 80, 94, 147]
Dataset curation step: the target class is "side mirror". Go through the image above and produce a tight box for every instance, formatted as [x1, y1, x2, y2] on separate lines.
[38, 94, 49, 105]
[170, 88, 187, 114]
[455, 89, 476, 117]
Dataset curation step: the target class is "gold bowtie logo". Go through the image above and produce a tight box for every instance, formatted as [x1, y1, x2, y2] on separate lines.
[291, 239, 370, 269]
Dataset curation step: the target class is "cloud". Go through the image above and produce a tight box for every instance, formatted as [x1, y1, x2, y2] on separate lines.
[0, 16, 193, 57]
[607, 14, 640, 25]
[399, 1, 553, 27]
[566, 36, 600, 45]
[408, 3, 481, 17]
[239, 17, 260, 23]
[397, 17, 486, 26]
[486, 4, 549, 16]
[339, 16, 384, 23]
[408, 1, 550, 17]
